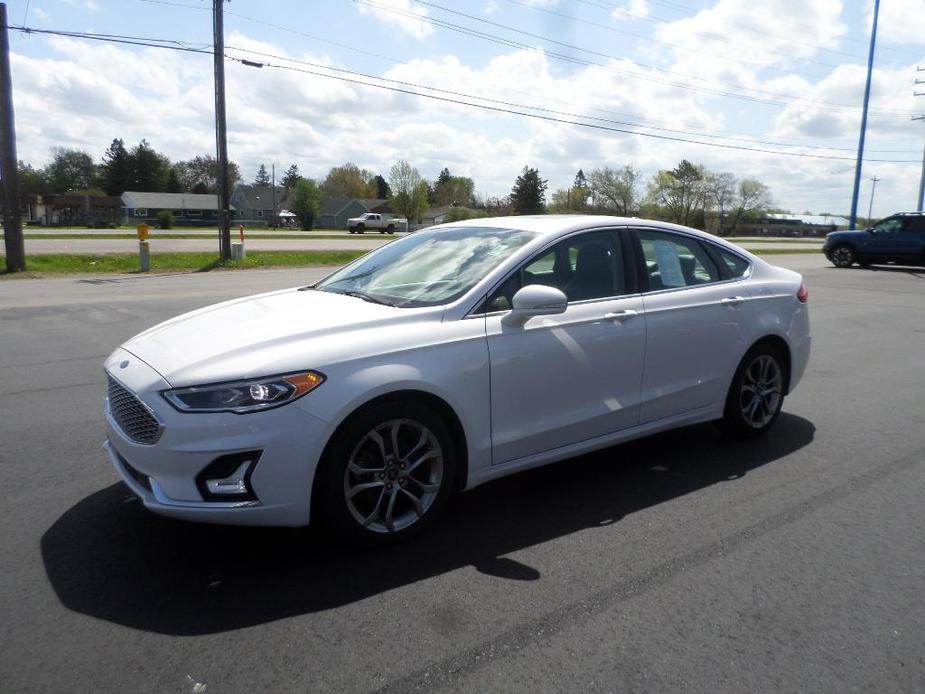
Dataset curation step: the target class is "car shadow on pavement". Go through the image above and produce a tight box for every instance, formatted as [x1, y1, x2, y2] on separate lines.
[41, 413, 814, 636]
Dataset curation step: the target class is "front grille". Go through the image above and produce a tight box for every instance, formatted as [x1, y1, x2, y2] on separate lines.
[107, 375, 162, 445]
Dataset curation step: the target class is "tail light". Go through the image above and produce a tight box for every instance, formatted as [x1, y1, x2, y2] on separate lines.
[797, 283, 809, 303]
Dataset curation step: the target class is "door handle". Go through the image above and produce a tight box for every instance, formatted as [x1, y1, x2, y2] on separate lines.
[604, 309, 639, 321]
[720, 296, 746, 306]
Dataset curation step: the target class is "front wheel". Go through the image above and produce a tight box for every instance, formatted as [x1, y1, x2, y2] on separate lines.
[315, 402, 456, 545]
[717, 346, 786, 438]
[830, 244, 856, 268]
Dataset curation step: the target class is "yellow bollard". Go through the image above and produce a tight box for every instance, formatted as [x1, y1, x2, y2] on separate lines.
[137, 224, 150, 272]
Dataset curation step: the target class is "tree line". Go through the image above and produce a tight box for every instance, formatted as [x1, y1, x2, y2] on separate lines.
[505, 160, 774, 235]
[11, 139, 775, 234]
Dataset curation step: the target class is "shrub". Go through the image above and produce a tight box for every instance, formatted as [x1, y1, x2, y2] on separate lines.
[156, 210, 174, 229]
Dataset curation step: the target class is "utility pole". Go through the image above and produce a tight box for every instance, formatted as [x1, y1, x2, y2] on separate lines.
[867, 176, 880, 221]
[913, 68, 925, 212]
[0, 3, 24, 272]
[213, 0, 231, 261]
[271, 163, 276, 229]
[848, 0, 880, 230]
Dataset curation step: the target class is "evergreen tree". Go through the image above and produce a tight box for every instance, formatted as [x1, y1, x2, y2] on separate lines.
[255, 164, 271, 186]
[510, 166, 548, 215]
[98, 138, 132, 196]
[130, 139, 171, 191]
[281, 164, 301, 188]
[373, 174, 391, 199]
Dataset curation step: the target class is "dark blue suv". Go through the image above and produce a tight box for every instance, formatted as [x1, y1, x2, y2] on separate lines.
[823, 212, 925, 268]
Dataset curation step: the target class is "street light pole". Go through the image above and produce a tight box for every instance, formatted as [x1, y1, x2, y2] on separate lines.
[848, 0, 880, 230]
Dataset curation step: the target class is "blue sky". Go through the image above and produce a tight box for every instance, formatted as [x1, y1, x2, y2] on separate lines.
[7, 0, 925, 216]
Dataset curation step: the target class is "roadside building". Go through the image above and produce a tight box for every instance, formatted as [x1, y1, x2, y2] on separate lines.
[120, 191, 232, 227]
[231, 184, 293, 227]
[420, 205, 479, 227]
[26, 194, 123, 227]
[317, 198, 390, 229]
[734, 213, 850, 237]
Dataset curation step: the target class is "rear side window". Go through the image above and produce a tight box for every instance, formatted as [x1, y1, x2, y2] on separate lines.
[715, 247, 750, 278]
[636, 230, 721, 290]
[903, 216, 925, 233]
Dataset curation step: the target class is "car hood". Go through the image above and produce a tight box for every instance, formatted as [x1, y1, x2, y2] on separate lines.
[119, 288, 443, 387]
[826, 230, 866, 242]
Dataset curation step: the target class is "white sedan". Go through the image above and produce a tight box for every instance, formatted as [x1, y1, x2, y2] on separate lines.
[103, 216, 811, 544]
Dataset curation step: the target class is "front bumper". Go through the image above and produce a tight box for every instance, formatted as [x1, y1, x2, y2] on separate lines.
[103, 350, 334, 527]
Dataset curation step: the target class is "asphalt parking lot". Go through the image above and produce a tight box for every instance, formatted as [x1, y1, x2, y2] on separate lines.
[1, 256, 923, 692]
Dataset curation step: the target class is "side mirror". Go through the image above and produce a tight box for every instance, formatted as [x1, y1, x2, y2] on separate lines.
[865, 227, 874, 233]
[501, 284, 568, 327]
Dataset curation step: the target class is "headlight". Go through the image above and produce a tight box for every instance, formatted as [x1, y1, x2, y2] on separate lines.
[163, 371, 325, 413]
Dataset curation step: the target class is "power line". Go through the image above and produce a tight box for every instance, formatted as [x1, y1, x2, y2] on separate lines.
[356, 0, 916, 117]
[223, 42, 915, 156]
[501, 0, 836, 81]
[11, 25, 919, 164]
[131, 0, 913, 136]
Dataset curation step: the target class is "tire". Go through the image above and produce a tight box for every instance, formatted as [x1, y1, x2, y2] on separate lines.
[717, 345, 786, 439]
[315, 401, 457, 546]
[830, 244, 856, 268]
[387, 225, 395, 234]
[356, 224, 365, 234]
[379, 229, 386, 234]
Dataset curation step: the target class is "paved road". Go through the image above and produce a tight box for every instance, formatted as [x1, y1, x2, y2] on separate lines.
[3, 233, 822, 255]
[1, 256, 923, 692]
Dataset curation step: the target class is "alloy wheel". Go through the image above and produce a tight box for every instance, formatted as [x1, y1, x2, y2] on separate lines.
[343, 418, 444, 533]
[738, 354, 783, 429]
[832, 245, 855, 268]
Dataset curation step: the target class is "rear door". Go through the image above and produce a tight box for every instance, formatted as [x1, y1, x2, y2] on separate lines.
[631, 228, 754, 424]
[482, 229, 646, 464]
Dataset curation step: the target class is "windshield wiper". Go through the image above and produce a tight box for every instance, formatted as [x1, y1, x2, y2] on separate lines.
[341, 290, 401, 307]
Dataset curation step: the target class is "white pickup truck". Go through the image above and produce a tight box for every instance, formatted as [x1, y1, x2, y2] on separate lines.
[346, 212, 408, 234]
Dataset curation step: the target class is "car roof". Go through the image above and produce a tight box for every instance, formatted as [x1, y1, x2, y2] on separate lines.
[434, 214, 725, 241]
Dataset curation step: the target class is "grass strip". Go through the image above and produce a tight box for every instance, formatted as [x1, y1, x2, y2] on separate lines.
[1, 250, 366, 275]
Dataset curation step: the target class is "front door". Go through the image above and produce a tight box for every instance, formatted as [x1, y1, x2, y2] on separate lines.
[483, 230, 646, 465]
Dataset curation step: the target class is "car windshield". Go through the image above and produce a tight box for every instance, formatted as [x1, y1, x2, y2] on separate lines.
[314, 226, 537, 307]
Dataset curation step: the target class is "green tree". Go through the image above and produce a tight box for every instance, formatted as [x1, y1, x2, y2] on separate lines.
[44, 147, 96, 192]
[173, 155, 241, 194]
[431, 167, 475, 207]
[292, 178, 321, 230]
[97, 138, 132, 196]
[16, 160, 48, 204]
[588, 165, 640, 215]
[129, 139, 171, 192]
[646, 159, 707, 226]
[373, 174, 391, 199]
[388, 160, 428, 221]
[725, 179, 772, 234]
[281, 164, 301, 188]
[254, 164, 271, 186]
[510, 166, 547, 215]
[320, 162, 376, 199]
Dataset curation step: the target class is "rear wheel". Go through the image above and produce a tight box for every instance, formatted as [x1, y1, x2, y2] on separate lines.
[830, 244, 856, 268]
[718, 346, 785, 438]
[316, 401, 456, 545]
[387, 224, 395, 234]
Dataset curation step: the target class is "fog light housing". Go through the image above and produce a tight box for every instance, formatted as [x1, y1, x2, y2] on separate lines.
[196, 451, 261, 501]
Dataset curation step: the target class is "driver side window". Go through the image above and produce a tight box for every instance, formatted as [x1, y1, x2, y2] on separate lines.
[478, 231, 625, 313]
[873, 218, 902, 234]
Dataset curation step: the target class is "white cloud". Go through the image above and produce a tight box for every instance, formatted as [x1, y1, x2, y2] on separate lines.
[62, 0, 102, 10]
[357, 0, 434, 41]
[483, 0, 499, 15]
[867, 0, 925, 46]
[612, 0, 649, 21]
[33, 7, 49, 21]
